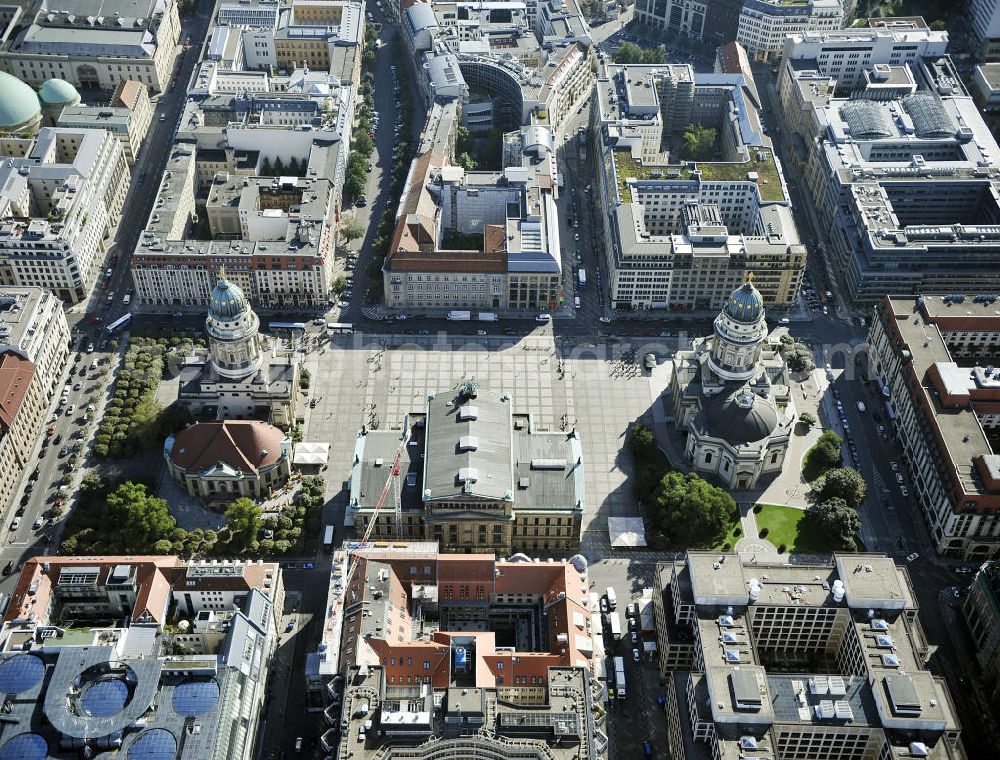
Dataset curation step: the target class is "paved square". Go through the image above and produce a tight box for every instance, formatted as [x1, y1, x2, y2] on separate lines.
[302, 334, 659, 555]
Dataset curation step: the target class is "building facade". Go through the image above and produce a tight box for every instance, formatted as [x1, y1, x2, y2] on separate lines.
[0, 352, 43, 512]
[349, 383, 585, 553]
[868, 296, 1000, 561]
[962, 561, 1000, 701]
[0, 127, 129, 303]
[736, 0, 843, 64]
[0, 286, 70, 399]
[972, 0, 1000, 60]
[0, 0, 182, 93]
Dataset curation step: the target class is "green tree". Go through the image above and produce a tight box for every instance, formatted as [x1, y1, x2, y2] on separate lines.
[353, 131, 375, 156]
[816, 467, 867, 509]
[811, 430, 844, 472]
[225, 497, 263, 554]
[457, 152, 477, 171]
[798, 412, 817, 427]
[653, 471, 737, 548]
[105, 481, 178, 554]
[929, 19, 946, 30]
[783, 343, 815, 373]
[681, 124, 717, 161]
[339, 214, 365, 249]
[811, 498, 860, 551]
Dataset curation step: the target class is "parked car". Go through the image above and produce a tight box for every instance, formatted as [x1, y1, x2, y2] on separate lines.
[632, 648, 641, 662]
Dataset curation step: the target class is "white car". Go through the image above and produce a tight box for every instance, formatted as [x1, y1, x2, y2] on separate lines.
[123, 294, 131, 305]
[535, 313, 551, 323]
[906, 552, 919, 563]
[895, 473, 904, 484]
[598, 316, 611, 323]
[632, 648, 640, 662]
[890, 461, 899, 472]
[65, 404, 76, 417]
[599, 597, 608, 614]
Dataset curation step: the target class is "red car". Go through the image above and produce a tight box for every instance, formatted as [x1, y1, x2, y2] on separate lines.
[47, 425, 56, 436]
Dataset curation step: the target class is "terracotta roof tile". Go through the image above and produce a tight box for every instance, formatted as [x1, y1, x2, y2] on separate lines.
[0, 352, 35, 429]
[170, 420, 286, 475]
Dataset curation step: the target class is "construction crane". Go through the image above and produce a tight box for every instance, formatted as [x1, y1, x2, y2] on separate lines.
[340, 417, 411, 597]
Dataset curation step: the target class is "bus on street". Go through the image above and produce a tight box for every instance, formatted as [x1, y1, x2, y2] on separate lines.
[106, 313, 132, 334]
[326, 322, 354, 334]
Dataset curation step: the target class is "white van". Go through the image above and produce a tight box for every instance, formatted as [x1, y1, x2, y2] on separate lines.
[574, 296, 581, 309]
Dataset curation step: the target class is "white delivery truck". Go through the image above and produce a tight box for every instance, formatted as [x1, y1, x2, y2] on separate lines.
[477, 312, 498, 322]
[606, 586, 617, 610]
[447, 310, 472, 321]
[578, 269, 587, 287]
[609, 612, 622, 640]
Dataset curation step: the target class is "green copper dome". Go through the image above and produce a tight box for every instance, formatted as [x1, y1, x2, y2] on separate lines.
[723, 281, 764, 324]
[38, 78, 80, 106]
[208, 276, 250, 320]
[0, 72, 41, 131]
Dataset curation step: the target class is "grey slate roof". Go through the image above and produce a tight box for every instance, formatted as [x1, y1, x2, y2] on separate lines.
[422, 390, 513, 502]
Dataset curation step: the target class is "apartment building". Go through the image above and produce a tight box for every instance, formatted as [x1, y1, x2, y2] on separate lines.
[787, 53, 1000, 302]
[633, 0, 710, 41]
[0, 286, 70, 399]
[595, 63, 804, 311]
[655, 552, 962, 760]
[737, 0, 843, 64]
[0, 0, 181, 93]
[349, 383, 584, 552]
[0, 555, 283, 760]
[868, 296, 1000, 561]
[0, 128, 128, 304]
[0, 352, 43, 512]
[129, 0, 360, 311]
[309, 544, 603, 758]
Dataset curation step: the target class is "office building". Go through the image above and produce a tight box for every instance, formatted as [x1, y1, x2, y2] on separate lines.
[972, 63, 1000, 111]
[972, 0, 1000, 61]
[594, 63, 804, 311]
[308, 543, 605, 758]
[777, 23, 949, 138]
[787, 51, 1000, 301]
[0, 286, 70, 398]
[0, 555, 284, 760]
[654, 552, 962, 760]
[736, 0, 843, 64]
[0, 127, 129, 303]
[348, 382, 584, 552]
[0, 0, 181, 93]
[0, 351, 44, 512]
[670, 280, 795, 489]
[868, 296, 1000, 561]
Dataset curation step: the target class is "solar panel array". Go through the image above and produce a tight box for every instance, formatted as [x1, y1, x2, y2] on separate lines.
[172, 678, 220, 716]
[0, 732, 48, 760]
[80, 678, 129, 717]
[128, 728, 177, 760]
[0, 655, 44, 694]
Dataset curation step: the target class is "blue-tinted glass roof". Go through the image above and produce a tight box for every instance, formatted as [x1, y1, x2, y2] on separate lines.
[0, 654, 44, 693]
[128, 729, 177, 760]
[81, 678, 128, 717]
[172, 678, 220, 716]
[0, 732, 47, 760]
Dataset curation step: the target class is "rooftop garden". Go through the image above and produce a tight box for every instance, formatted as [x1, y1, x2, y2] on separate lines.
[611, 147, 785, 204]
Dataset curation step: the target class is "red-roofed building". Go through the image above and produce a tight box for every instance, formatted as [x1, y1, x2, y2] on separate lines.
[3, 555, 283, 631]
[0, 351, 43, 515]
[165, 420, 292, 499]
[338, 547, 594, 705]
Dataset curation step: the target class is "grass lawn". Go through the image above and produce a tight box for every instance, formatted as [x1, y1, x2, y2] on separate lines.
[706, 517, 744, 552]
[755, 504, 833, 554]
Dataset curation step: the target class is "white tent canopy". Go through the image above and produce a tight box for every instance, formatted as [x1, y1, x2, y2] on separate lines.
[607, 517, 647, 548]
[293, 442, 330, 465]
